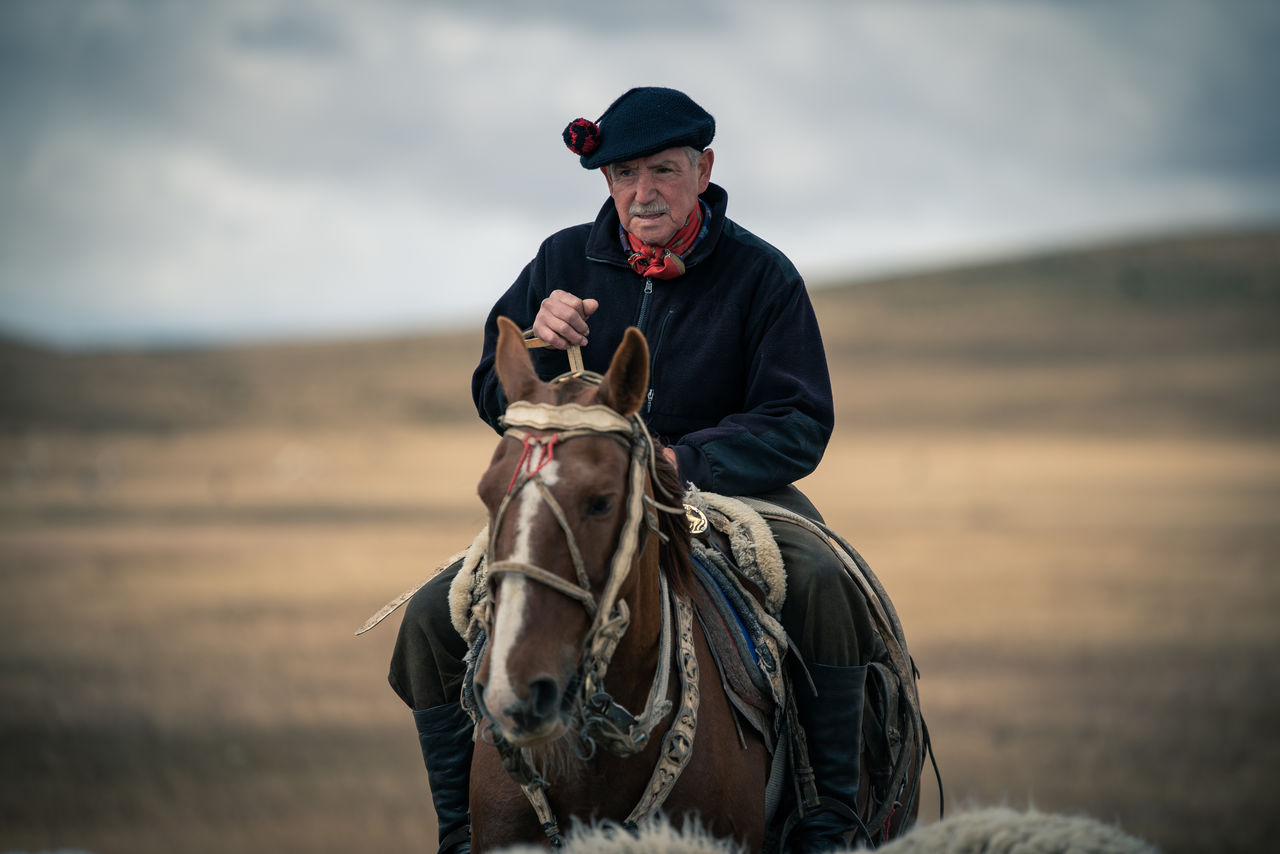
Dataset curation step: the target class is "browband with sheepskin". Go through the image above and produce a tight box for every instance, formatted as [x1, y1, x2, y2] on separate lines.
[500, 400, 634, 436]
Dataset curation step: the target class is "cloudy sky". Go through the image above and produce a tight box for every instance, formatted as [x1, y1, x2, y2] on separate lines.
[2, 0, 1278, 348]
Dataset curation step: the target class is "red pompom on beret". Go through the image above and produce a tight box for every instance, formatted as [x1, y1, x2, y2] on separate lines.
[562, 118, 601, 156]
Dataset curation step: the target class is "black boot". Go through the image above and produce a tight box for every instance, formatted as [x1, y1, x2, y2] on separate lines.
[791, 663, 869, 852]
[413, 702, 474, 854]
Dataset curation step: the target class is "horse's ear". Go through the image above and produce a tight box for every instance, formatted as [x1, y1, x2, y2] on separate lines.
[596, 327, 650, 417]
[494, 316, 541, 403]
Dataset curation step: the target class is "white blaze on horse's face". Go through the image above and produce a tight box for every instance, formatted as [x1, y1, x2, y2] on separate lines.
[485, 459, 569, 743]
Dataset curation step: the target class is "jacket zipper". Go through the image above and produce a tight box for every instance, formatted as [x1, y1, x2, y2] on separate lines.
[646, 308, 675, 414]
[634, 278, 654, 330]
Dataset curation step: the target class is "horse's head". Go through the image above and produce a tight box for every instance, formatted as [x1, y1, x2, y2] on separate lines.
[473, 316, 661, 748]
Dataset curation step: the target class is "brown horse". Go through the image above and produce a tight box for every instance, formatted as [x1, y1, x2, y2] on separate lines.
[464, 317, 931, 850]
[467, 317, 769, 851]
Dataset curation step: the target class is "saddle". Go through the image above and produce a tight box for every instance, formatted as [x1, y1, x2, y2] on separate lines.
[671, 490, 933, 842]
[681, 488, 790, 752]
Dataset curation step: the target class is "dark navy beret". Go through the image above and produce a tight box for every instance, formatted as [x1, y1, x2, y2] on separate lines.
[562, 87, 715, 169]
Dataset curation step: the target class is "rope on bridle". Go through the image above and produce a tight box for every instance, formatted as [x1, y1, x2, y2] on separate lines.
[481, 344, 698, 844]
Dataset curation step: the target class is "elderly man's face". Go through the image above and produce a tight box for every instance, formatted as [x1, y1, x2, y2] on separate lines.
[602, 147, 714, 246]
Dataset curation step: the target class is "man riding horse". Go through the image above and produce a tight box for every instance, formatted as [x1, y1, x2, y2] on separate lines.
[390, 86, 880, 853]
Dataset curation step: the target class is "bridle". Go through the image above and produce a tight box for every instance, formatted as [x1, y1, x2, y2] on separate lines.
[486, 393, 682, 706]
[477, 370, 701, 844]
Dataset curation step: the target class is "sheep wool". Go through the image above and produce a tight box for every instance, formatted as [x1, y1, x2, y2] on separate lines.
[490, 807, 1160, 854]
[877, 807, 1160, 854]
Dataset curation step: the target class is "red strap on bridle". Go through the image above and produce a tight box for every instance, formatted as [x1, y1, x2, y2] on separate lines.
[506, 432, 560, 494]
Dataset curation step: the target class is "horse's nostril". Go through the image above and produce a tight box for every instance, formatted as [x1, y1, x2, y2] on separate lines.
[502, 676, 562, 732]
[528, 676, 560, 721]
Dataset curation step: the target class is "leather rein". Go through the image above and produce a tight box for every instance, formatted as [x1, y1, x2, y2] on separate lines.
[479, 357, 700, 845]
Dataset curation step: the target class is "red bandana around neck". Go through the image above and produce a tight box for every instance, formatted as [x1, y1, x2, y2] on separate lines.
[625, 204, 704, 280]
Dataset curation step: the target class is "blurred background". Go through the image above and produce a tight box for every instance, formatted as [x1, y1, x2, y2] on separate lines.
[2, 2, 1278, 853]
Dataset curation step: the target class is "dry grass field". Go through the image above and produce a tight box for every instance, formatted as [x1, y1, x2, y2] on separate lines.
[2, 229, 1278, 853]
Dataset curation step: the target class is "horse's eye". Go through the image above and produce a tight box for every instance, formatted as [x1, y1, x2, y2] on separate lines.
[585, 495, 615, 517]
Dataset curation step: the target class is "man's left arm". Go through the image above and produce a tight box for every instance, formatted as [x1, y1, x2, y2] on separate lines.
[668, 282, 834, 496]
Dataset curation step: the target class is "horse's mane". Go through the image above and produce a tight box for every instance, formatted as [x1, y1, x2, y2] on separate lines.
[651, 446, 695, 599]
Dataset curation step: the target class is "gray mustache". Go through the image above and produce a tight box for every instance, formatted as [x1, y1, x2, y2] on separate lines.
[629, 203, 670, 216]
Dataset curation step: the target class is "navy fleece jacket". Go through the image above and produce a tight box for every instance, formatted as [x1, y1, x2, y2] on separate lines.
[472, 183, 833, 497]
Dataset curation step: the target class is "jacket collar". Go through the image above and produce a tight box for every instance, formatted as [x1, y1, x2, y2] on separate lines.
[585, 183, 729, 271]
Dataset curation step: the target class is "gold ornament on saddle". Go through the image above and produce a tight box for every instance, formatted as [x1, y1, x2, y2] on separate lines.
[684, 503, 709, 535]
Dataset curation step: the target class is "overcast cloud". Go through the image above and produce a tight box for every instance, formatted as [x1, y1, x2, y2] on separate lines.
[2, 0, 1278, 348]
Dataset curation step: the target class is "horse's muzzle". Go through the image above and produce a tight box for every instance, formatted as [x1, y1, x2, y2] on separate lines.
[476, 675, 570, 747]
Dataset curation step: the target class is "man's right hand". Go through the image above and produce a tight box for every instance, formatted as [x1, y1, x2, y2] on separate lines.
[531, 290, 600, 350]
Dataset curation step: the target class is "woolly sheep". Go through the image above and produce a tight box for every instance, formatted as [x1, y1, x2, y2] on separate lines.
[492, 819, 738, 854]
[491, 807, 1159, 854]
[877, 806, 1160, 854]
